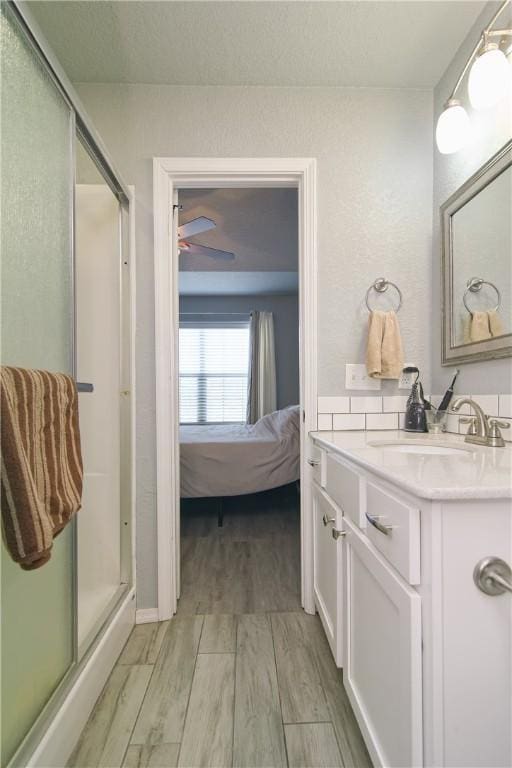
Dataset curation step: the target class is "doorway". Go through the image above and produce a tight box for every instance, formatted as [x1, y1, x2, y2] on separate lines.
[153, 158, 317, 620]
[178, 187, 300, 612]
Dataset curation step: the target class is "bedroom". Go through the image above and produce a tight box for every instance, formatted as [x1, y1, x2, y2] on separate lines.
[177, 187, 302, 611]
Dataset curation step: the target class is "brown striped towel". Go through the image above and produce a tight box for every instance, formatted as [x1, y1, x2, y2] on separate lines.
[1, 367, 83, 570]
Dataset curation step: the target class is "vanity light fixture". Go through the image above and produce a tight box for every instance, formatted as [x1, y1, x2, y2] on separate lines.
[435, 99, 471, 155]
[436, 0, 512, 154]
[468, 39, 511, 109]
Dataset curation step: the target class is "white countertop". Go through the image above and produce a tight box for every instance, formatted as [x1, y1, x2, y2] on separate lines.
[309, 430, 512, 500]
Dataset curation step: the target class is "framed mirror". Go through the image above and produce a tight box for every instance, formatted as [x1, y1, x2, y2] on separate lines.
[441, 139, 512, 365]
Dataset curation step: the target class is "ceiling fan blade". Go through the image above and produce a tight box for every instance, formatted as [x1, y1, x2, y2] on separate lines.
[178, 216, 216, 239]
[182, 243, 235, 261]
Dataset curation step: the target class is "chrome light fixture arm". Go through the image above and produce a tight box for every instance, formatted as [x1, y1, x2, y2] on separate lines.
[437, 0, 511, 153]
[447, 0, 512, 104]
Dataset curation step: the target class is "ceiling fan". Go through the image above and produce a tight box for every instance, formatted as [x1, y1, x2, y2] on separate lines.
[178, 216, 235, 261]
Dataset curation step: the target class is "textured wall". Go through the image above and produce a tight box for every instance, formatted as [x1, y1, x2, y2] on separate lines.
[432, 3, 512, 395]
[179, 294, 300, 410]
[75, 83, 433, 608]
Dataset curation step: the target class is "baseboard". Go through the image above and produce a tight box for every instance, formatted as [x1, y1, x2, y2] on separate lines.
[136, 607, 159, 624]
[26, 589, 135, 768]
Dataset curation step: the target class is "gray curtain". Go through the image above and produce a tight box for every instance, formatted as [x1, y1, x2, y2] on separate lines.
[246, 311, 277, 424]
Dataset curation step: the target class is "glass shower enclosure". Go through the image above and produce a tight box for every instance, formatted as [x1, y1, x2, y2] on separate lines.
[0, 4, 134, 765]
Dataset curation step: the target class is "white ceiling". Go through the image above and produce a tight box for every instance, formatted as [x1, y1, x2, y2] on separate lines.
[178, 188, 298, 272]
[28, 1, 489, 88]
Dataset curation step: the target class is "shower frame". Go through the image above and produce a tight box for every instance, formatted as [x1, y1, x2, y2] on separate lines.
[3, 3, 136, 767]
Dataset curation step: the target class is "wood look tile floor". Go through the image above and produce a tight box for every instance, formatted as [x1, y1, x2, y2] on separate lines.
[69, 486, 372, 768]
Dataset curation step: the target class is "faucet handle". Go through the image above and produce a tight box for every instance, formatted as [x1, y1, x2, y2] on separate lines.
[459, 416, 477, 436]
[487, 418, 509, 447]
[488, 418, 510, 432]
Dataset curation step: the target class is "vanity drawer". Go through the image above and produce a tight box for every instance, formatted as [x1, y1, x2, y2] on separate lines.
[365, 482, 420, 585]
[308, 444, 325, 487]
[325, 454, 365, 528]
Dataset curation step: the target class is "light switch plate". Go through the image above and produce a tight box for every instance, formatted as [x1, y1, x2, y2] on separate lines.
[345, 364, 381, 390]
[398, 363, 417, 390]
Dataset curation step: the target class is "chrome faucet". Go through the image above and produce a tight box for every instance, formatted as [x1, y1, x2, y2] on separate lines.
[451, 397, 510, 447]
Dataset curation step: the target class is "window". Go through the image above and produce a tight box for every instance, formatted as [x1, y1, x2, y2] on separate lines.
[179, 318, 251, 424]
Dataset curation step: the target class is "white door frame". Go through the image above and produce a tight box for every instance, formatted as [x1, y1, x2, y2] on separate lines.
[153, 157, 318, 620]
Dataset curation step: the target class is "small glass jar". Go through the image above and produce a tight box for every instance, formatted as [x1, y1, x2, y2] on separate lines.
[425, 407, 448, 435]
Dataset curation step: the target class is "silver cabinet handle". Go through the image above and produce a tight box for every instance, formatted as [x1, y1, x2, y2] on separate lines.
[332, 528, 346, 540]
[365, 512, 393, 536]
[474, 557, 512, 596]
[308, 458, 320, 467]
[322, 513, 335, 527]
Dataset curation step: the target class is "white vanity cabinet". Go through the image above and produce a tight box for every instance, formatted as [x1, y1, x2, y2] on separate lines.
[311, 450, 365, 667]
[309, 431, 512, 768]
[312, 481, 344, 665]
[343, 514, 422, 768]
[420, 498, 512, 768]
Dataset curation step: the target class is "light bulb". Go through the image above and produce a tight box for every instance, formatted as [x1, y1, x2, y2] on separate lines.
[468, 44, 510, 110]
[435, 100, 471, 154]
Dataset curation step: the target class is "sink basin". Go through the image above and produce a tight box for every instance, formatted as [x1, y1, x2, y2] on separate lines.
[368, 440, 472, 455]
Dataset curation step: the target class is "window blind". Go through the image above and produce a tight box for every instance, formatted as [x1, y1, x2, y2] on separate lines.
[179, 319, 251, 424]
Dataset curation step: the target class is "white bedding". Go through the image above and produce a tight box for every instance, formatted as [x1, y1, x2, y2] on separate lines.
[179, 405, 300, 498]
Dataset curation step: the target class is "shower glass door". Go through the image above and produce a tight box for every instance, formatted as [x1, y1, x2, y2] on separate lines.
[0, 5, 75, 765]
[1, 5, 133, 764]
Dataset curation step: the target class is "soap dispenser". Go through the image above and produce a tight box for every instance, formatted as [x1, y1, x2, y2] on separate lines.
[403, 367, 430, 433]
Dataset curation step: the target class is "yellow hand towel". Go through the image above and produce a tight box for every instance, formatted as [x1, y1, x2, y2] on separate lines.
[462, 316, 471, 344]
[488, 309, 504, 338]
[366, 310, 384, 377]
[469, 311, 491, 342]
[366, 310, 404, 379]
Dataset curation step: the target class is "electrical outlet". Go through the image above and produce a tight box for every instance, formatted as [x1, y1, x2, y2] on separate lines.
[345, 364, 381, 390]
[399, 363, 417, 390]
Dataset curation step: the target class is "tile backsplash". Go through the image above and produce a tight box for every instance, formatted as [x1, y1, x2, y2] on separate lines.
[316, 393, 512, 441]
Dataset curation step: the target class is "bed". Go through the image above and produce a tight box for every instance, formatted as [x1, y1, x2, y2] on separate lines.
[179, 405, 300, 499]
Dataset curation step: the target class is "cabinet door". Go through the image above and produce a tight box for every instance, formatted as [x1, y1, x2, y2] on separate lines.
[343, 517, 422, 767]
[313, 483, 343, 666]
[438, 501, 512, 768]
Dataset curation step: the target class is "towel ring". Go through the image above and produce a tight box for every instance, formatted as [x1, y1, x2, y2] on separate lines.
[463, 277, 501, 314]
[365, 278, 402, 312]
